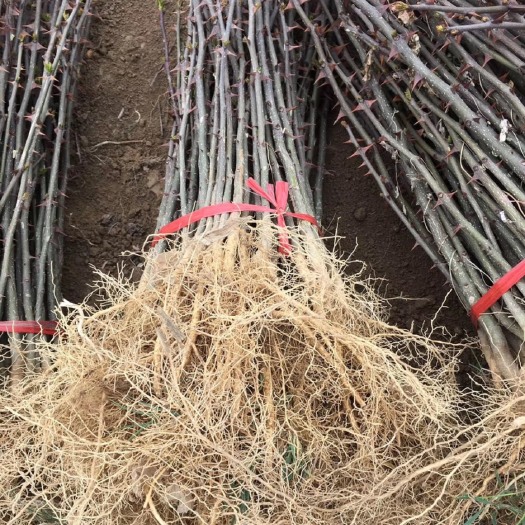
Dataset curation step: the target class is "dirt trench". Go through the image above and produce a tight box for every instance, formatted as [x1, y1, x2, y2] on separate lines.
[323, 123, 472, 335]
[62, 0, 168, 303]
[63, 0, 472, 339]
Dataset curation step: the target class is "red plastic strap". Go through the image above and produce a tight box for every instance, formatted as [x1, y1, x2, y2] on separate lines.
[0, 320, 58, 336]
[471, 259, 525, 328]
[152, 177, 318, 254]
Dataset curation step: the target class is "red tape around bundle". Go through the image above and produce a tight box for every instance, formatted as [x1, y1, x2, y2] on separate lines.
[152, 177, 318, 254]
[471, 259, 525, 328]
[0, 320, 58, 336]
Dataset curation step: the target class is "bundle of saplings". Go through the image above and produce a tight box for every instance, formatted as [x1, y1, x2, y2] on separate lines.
[0, 0, 92, 386]
[0, 1, 482, 524]
[294, 0, 525, 382]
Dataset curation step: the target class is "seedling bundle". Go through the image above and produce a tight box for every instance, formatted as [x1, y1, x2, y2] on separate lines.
[294, 0, 525, 381]
[2, 1, 525, 524]
[0, 0, 91, 384]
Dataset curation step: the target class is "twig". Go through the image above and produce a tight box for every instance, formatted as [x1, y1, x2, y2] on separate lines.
[405, 4, 525, 14]
[0, 0, 91, 383]
[301, 0, 525, 380]
[88, 139, 145, 151]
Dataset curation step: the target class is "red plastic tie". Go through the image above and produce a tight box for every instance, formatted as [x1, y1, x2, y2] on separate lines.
[151, 177, 317, 254]
[0, 320, 58, 336]
[470, 259, 525, 328]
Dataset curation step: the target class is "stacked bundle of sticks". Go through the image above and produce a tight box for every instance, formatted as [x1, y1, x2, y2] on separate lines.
[155, 0, 329, 238]
[292, 0, 525, 381]
[0, 0, 91, 384]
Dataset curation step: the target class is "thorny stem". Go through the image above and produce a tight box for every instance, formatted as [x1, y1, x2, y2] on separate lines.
[293, 0, 525, 380]
[157, 1, 328, 245]
[405, 4, 525, 14]
[0, 0, 91, 385]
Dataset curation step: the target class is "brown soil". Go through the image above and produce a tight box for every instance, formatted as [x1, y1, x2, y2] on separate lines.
[323, 122, 472, 336]
[62, 0, 472, 339]
[62, 0, 168, 303]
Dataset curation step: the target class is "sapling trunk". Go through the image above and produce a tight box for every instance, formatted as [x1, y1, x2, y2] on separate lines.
[156, 0, 328, 244]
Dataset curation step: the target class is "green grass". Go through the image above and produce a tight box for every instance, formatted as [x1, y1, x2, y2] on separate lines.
[111, 400, 180, 440]
[460, 474, 525, 525]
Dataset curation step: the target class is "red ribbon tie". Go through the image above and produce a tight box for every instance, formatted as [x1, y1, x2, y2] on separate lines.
[152, 177, 317, 254]
[0, 320, 58, 336]
[471, 259, 525, 328]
